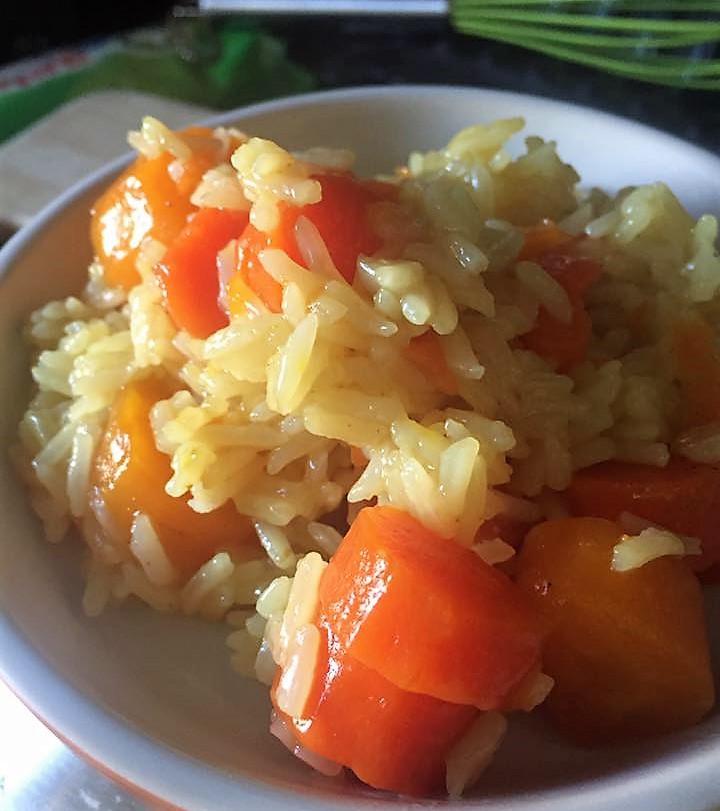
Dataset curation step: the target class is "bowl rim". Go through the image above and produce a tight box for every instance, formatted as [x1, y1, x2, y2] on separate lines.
[1, 83, 719, 811]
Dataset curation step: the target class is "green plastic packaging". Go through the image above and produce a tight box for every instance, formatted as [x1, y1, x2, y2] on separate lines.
[0, 20, 315, 144]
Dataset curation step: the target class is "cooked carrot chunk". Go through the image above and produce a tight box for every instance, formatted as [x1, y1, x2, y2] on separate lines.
[230, 173, 387, 314]
[318, 505, 543, 709]
[405, 331, 458, 396]
[518, 220, 574, 262]
[275, 619, 478, 797]
[91, 377, 256, 578]
[567, 459, 720, 571]
[672, 314, 720, 429]
[91, 127, 238, 290]
[154, 207, 249, 338]
[514, 517, 715, 746]
[521, 254, 603, 373]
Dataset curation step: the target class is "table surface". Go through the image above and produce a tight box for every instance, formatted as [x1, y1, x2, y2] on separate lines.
[0, 686, 148, 811]
[2, 16, 718, 811]
[273, 18, 720, 155]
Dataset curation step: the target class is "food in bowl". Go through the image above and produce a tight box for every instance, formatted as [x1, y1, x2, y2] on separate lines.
[14, 114, 718, 797]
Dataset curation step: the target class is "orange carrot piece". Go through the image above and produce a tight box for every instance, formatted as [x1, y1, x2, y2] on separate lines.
[275, 619, 478, 797]
[405, 332, 458, 395]
[521, 254, 603, 372]
[518, 221, 574, 261]
[514, 517, 715, 746]
[90, 127, 239, 291]
[91, 377, 257, 578]
[154, 208, 248, 338]
[230, 173, 388, 314]
[233, 221, 287, 314]
[474, 512, 535, 549]
[172, 127, 245, 198]
[298, 173, 386, 281]
[523, 306, 593, 372]
[537, 253, 603, 301]
[699, 562, 720, 584]
[226, 266, 267, 318]
[318, 505, 543, 709]
[349, 446, 368, 469]
[91, 155, 190, 290]
[566, 458, 720, 572]
[672, 314, 720, 429]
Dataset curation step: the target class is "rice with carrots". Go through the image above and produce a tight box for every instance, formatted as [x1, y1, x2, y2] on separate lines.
[15, 115, 718, 797]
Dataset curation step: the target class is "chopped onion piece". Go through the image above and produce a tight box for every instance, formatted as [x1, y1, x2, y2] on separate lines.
[270, 712, 343, 777]
[617, 511, 656, 535]
[510, 671, 555, 712]
[473, 538, 515, 565]
[257, 575, 292, 619]
[279, 552, 327, 660]
[255, 639, 278, 686]
[295, 216, 346, 283]
[274, 623, 322, 719]
[216, 240, 237, 315]
[673, 420, 720, 464]
[612, 527, 702, 572]
[445, 712, 507, 798]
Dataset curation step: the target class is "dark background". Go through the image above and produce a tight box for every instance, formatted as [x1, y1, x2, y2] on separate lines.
[2, 1, 718, 154]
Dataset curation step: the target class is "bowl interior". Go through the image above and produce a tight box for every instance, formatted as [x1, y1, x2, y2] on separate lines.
[1, 86, 719, 811]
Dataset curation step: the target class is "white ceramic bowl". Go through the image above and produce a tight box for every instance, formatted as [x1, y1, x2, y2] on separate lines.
[1, 86, 719, 811]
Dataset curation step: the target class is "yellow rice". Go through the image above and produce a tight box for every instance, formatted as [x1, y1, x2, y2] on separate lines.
[15, 114, 719, 633]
